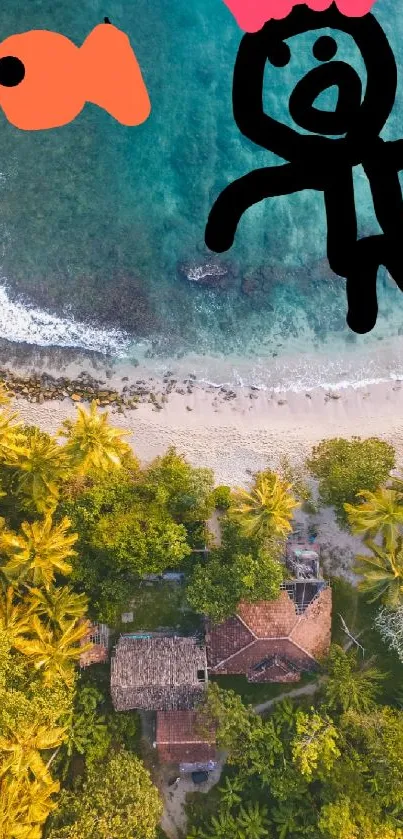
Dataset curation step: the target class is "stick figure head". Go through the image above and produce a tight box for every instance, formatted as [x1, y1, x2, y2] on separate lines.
[233, 5, 396, 162]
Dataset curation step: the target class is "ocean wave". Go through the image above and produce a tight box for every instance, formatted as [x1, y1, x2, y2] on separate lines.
[0, 285, 131, 356]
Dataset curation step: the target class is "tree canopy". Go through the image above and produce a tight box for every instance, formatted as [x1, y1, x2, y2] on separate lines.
[190, 683, 403, 839]
[186, 514, 284, 623]
[47, 751, 162, 839]
[307, 437, 395, 526]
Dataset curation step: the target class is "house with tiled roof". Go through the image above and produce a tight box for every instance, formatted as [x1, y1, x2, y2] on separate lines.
[206, 580, 332, 683]
[155, 710, 217, 772]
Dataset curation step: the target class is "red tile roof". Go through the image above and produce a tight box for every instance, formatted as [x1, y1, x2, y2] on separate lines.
[206, 587, 331, 682]
[156, 711, 217, 764]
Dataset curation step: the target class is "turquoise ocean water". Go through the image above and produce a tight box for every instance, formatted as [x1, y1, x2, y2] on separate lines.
[2, 0, 403, 389]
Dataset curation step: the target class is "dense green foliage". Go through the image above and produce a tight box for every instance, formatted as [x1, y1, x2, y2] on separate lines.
[189, 683, 403, 839]
[211, 484, 232, 510]
[186, 517, 284, 623]
[60, 447, 214, 622]
[307, 437, 395, 525]
[47, 751, 162, 839]
[0, 395, 165, 838]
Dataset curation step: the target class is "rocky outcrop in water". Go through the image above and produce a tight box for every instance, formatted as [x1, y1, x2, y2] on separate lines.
[178, 261, 235, 290]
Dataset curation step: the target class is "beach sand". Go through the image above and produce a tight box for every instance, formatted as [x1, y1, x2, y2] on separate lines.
[12, 370, 403, 487]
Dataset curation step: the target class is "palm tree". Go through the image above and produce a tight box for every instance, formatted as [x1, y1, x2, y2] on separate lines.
[323, 644, 385, 714]
[235, 802, 270, 839]
[354, 536, 403, 608]
[206, 810, 237, 839]
[27, 585, 88, 630]
[13, 614, 91, 686]
[13, 429, 69, 514]
[0, 381, 11, 407]
[218, 775, 243, 811]
[345, 487, 403, 551]
[59, 400, 131, 474]
[0, 719, 65, 784]
[230, 471, 299, 542]
[0, 585, 30, 642]
[0, 409, 27, 464]
[0, 516, 77, 588]
[0, 774, 59, 839]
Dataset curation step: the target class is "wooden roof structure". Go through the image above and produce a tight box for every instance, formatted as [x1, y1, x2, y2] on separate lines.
[111, 635, 208, 711]
[79, 622, 110, 668]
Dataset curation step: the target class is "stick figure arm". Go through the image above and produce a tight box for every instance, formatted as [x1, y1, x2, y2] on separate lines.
[205, 163, 307, 253]
[385, 140, 403, 172]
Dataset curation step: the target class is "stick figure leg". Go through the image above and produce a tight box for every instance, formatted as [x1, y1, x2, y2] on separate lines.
[324, 168, 357, 278]
[345, 235, 383, 334]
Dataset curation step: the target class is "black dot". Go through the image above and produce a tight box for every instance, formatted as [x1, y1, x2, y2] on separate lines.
[267, 41, 291, 68]
[313, 35, 338, 62]
[0, 56, 25, 87]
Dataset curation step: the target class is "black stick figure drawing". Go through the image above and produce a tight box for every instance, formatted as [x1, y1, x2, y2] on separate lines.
[205, 4, 403, 334]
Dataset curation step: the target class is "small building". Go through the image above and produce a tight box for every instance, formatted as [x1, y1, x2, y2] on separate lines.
[111, 635, 208, 711]
[286, 541, 321, 579]
[79, 622, 110, 668]
[206, 582, 331, 683]
[155, 710, 217, 772]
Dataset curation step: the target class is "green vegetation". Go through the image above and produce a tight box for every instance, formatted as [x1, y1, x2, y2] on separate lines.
[1, 382, 402, 839]
[186, 516, 285, 623]
[307, 436, 395, 526]
[322, 644, 385, 714]
[47, 750, 162, 839]
[345, 486, 403, 550]
[188, 682, 403, 839]
[229, 469, 299, 541]
[210, 484, 232, 510]
[0, 393, 166, 838]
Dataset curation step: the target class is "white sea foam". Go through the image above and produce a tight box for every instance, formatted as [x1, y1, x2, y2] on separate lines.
[0, 285, 131, 356]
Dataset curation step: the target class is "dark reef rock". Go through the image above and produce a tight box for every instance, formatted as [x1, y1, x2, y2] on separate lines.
[178, 260, 236, 290]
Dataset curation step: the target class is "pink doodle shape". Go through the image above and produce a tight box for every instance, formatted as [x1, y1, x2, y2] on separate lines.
[223, 0, 377, 33]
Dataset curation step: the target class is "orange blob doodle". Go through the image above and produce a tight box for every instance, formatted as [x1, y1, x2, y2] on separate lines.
[0, 21, 151, 130]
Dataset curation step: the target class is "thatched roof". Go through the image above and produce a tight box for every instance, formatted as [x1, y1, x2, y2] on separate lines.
[111, 635, 208, 711]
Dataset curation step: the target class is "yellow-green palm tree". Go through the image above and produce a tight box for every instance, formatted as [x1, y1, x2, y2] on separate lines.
[345, 487, 403, 551]
[0, 380, 11, 407]
[230, 471, 299, 541]
[59, 400, 131, 474]
[0, 410, 27, 464]
[0, 719, 65, 784]
[27, 585, 88, 630]
[0, 585, 30, 642]
[13, 614, 91, 686]
[13, 430, 69, 514]
[0, 774, 59, 839]
[354, 536, 403, 609]
[0, 516, 77, 588]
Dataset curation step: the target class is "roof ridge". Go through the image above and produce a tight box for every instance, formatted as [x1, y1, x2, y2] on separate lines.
[287, 636, 317, 662]
[209, 637, 257, 670]
[234, 611, 258, 638]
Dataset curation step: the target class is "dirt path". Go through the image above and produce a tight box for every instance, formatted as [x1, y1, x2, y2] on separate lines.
[159, 757, 226, 839]
[253, 678, 322, 715]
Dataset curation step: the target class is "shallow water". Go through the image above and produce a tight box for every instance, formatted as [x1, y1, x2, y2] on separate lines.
[1, 0, 403, 389]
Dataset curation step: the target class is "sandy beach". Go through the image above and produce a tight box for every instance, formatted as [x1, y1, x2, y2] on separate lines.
[9, 358, 403, 488]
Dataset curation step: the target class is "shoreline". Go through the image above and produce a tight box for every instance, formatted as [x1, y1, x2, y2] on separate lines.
[3, 354, 403, 488]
